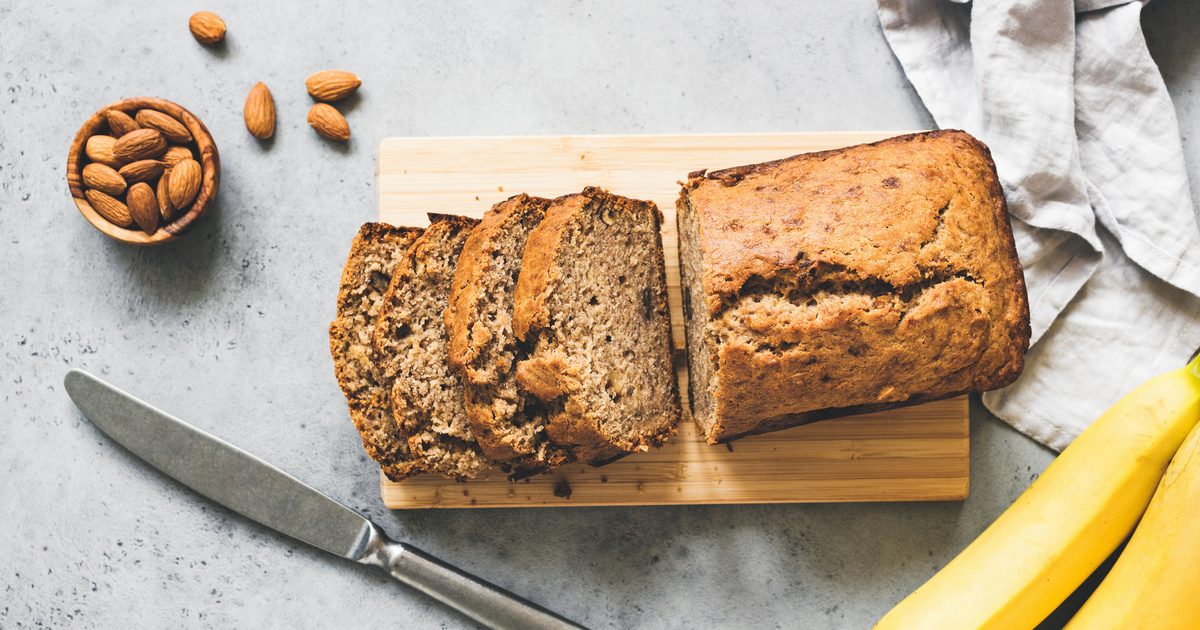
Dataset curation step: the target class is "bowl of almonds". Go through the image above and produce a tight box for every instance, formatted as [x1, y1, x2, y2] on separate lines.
[67, 97, 219, 245]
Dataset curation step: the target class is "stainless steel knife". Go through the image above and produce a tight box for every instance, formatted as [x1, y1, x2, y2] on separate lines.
[63, 369, 583, 630]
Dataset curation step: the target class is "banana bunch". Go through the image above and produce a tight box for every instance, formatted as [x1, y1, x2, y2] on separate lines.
[1068, 404, 1200, 628]
[875, 353, 1200, 630]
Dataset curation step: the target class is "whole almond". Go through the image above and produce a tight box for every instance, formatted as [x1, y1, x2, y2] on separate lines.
[189, 11, 226, 45]
[127, 183, 160, 235]
[157, 170, 176, 221]
[307, 103, 350, 141]
[84, 189, 133, 228]
[112, 129, 167, 162]
[135, 109, 192, 143]
[118, 159, 165, 184]
[85, 135, 123, 168]
[162, 146, 193, 167]
[306, 70, 361, 102]
[243, 82, 276, 140]
[105, 109, 140, 136]
[81, 163, 127, 196]
[168, 158, 202, 209]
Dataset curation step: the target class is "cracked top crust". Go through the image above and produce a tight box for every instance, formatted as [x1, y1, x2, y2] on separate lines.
[678, 130, 1030, 442]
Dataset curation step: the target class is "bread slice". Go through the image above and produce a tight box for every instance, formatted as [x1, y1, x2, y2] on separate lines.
[513, 187, 681, 465]
[329, 222, 424, 481]
[444, 194, 564, 475]
[373, 213, 489, 480]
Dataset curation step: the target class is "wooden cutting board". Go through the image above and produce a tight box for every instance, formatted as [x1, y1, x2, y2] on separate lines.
[377, 132, 969, 508]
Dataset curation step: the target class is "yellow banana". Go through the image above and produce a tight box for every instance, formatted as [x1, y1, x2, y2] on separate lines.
[1067, 413, 1200, 628]
[875, 354, 1200, 630]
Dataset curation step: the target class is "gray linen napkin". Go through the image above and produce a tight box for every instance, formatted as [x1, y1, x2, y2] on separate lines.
[877, 0, 1200, 450]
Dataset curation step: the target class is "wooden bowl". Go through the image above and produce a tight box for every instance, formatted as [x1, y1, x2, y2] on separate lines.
[67, 97, 220, 245]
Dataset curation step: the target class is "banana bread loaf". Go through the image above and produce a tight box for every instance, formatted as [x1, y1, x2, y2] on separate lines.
[513, 187, 681, 465]
[677, 130, 1030, 443]
[329, 223, 424, 480]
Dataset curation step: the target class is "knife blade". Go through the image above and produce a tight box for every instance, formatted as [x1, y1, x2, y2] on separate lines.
[64, 368, 583, 630]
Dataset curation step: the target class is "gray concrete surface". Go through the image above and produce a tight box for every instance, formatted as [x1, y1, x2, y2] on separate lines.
[2, 1, 1198, 627]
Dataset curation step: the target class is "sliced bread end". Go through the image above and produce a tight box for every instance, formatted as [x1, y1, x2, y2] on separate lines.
[329, 222, 424, 481]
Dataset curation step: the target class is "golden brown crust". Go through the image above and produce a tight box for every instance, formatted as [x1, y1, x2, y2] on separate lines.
[446, 194, 549, 380]
[512, 193, 583, 343]
[514, 353, 574, 401]
[328, 222, 424, 480]
[679, 130, 1030, 442]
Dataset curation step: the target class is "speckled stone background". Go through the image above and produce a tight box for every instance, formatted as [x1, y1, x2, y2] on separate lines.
[3, 1, 1199, 628]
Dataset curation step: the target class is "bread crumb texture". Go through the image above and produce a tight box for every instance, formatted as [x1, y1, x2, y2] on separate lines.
[328, 223, 425, 480]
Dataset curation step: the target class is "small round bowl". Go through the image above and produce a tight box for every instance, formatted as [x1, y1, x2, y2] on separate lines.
[67, 97, 220, 246]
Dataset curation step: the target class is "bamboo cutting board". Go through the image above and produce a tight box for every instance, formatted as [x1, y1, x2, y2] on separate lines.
[377, 132, 969, 508]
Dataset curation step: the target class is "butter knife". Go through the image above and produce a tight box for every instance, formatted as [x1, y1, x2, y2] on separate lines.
[64, 369, 583, 630]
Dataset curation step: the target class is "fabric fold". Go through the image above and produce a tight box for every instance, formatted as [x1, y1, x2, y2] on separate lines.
[877, 0, 1200, 449]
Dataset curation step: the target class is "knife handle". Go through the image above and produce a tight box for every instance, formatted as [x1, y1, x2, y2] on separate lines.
[358, 524, 584, 630]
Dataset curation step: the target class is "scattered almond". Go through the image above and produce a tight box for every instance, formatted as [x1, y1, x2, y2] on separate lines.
[189, 11, 226, 45]
[243, 82, 276, 140]
[307, 103, 350, 141]
[85, 189, 133, 227]
[81, 163, 127, 196]
[105, 110, 140, 137]
[162, 146, 193, 167]
[168, 158, 202, 209]
[112, 129, 167, 162]
[85, 135, 123, 168]
[135, 109, 192, 144]
[306, 70, 361, 102]
[127, 182, 160, 234]
[157, 171, 176, 222]
[118, 159, 165, 184]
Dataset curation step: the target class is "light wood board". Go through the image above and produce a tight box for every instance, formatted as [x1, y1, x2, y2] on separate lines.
[377, 132, 969, 508]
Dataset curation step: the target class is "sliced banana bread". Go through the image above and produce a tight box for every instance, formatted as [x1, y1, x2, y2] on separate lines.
[329, 223, 424, 481]
[373, 213, 489, 480]
[513, 187, 681, 465]
[677, 130, 1030, 443]
[444, 194, 565, 475]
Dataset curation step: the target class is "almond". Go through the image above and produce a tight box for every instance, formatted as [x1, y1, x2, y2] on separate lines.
[85, 189, 133, 227]
[189, 11, 226, 45]
[157, 170, 176, 221]
[127, 182, 160, 235]
[81, 163, 127, 196]
[243, 82, 276, 140]
[105, 109, 140, 137]
[135, 109, 192, 143]
[112, 129, 167, 162]
[307, 103, 350, 141]
[168, 158, 202, 209]
[162, 146, 193, 168]
[118, 159, 165, 184]
[306, 70, 361, 102]
[85, 135, 123, 168]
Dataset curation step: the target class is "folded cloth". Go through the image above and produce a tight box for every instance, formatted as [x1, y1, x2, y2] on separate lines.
[877, 0, 1200, 450]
